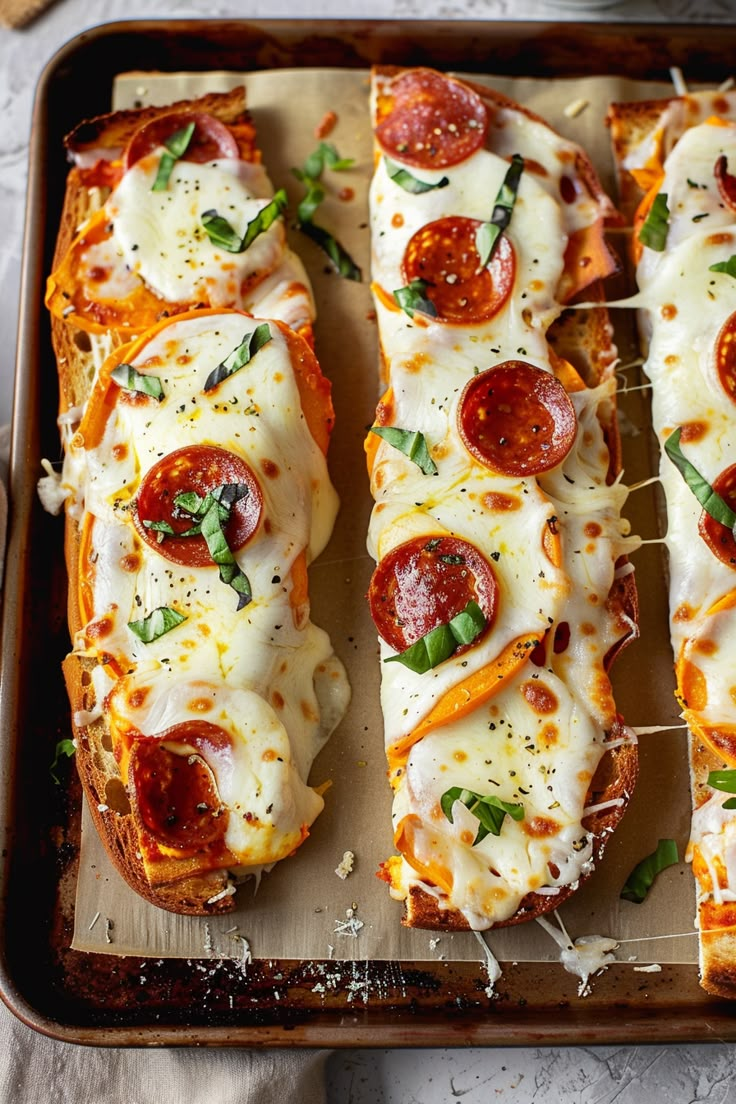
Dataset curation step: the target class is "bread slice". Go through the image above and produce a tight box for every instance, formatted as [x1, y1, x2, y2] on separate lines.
[608, 89, 736, 998]
[45, 90, 347, 916]
[367, 65, 639, 933]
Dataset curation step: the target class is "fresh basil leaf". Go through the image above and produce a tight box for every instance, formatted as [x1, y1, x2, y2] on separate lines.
[298, 219, 362, 281]
[724, 797, 736, 810]
[151, 121, 196, 192]
[441, 786, 524, 846]
[447, 600, 486, 645]
[709, 255, 736, 279]
[128, 606, 187, 643]
[476, 152, 525, 267]
[297, 179, 326, 225]
[393, 278, 437, 319]
[664, 427, 736, 528]
[384, 599, 486, 674]
[290, 143, 361, 281]
[299, 141, 354, 180]
[143, 518, 176, 543]
[204, 323, 272, 391]
[201, 189, 288, 254]
[50, 738, 75, 785]
[638, 192, 670, 252]
[369, 425, 438, 475]
[620, 838, 679, 903]
[111, 363, 164, 401]
[384, 157, 449, 194]
[708, 769, 736, 794]
[200, 497, 252, 610]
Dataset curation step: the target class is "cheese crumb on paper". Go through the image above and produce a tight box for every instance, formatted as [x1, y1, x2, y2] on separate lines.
[335, 850, 355, 879]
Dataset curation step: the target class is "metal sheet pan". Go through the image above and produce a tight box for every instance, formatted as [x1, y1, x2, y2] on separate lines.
[4, 17, 736, 1047]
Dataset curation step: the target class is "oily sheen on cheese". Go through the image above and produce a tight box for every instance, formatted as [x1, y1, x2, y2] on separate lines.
[367, 67, 638, 932]
[609, 90, 736, 996]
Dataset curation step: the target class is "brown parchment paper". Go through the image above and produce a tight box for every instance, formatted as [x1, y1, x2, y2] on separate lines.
[71, 67, 698, 971]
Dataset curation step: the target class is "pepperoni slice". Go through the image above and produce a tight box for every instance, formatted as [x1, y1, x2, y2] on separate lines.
[368, 535, 497, 654]
[457, 361, 577, 476]
[699, 463, 736, 568]
[715, 311, 736, 403]
[135, 444, 262, 566]
[402, 216, 515, 324]
[123, 111, 240, 172]
[129, 722, 229, 851]
[375, 68, 489, 170]
[715, 154, 736, 212]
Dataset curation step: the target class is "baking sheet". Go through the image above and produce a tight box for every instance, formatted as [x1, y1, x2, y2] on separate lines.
[62, 67, 695, 974]
[7, 18, 736, 1045]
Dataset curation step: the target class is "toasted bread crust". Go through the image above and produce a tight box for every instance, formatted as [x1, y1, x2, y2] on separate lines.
[64, 86, 250, 156]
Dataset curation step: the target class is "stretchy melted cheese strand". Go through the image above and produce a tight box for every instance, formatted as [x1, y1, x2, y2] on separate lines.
[367, 66, 637, 933]
[608, 88, 736, 997]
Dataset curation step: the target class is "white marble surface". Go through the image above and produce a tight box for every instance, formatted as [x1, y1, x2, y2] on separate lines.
[2, 0, 736, 1101]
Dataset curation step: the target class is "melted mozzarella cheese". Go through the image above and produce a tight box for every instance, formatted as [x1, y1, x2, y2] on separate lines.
[107, 670, 328, 866]
[368, 71, 634, 929]
[106, 156, 283, 305]
[75, 152, 314, 338]
[370, 149, 566, 361]
[633, 117, 736, 908]
[66, 310, 348, 879]
[392, 663, 604, 929]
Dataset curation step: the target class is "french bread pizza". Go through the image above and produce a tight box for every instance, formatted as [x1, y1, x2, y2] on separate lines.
[608, 87, 736, 996]
[43, 89, 349, 915]
[366, 66, 640, 932]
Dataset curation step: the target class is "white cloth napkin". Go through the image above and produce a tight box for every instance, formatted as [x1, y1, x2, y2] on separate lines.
[0, 999, 330, 1103]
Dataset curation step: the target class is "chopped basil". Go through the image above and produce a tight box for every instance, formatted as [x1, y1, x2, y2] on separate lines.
[638, 192, 670, 252]
[708, 768, 736, 808]
[664, 427, 736, 531]
[708, 768, 736, 792]
[384, 599, 486, 674]
[384, 157, 449, 194]
[151, 121, 196, 192]
[393, 278, 437, 319]
[143, 483, 253, 609]
[709, 255, 736, 280]
[201, 189, 288, 253]
[620, 838, 679, 903]
[50, 738, 75, 785]
[111, 363, 164, 401]
[298, 220, 362, 281]
[291, 143, 361, 281]
[369, 425, 438, 475]
[296, 179, 325, 226]
[300, 141, 354, 180]
[128, 606, 188, 643]
[476, 152, 524, 268]
[199, 493, 252, 610]
[143, 518, 176, 543]
[441, 786, 524, 846]
[203, 323, 272, 391]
